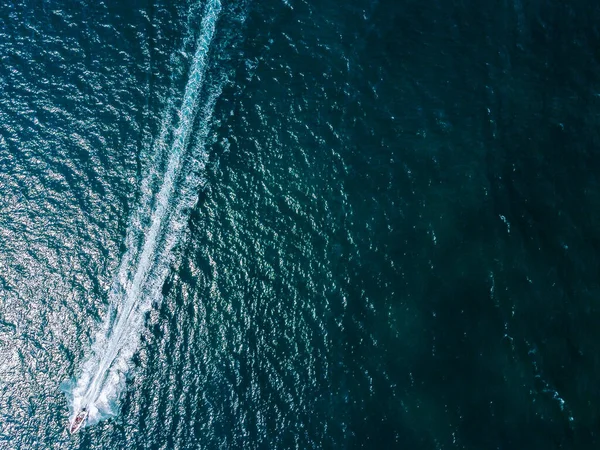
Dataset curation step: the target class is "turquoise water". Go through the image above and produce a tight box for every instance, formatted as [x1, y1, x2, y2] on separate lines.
[1, 0, 600, 448]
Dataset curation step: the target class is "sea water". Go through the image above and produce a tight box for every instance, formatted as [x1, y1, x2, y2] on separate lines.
[1, 0, 599, 449]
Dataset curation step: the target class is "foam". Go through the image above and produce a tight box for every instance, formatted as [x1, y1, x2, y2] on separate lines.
[65, 0, 222, 427]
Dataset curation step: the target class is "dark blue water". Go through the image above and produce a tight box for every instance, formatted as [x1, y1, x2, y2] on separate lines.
[1, 0, 600, 448]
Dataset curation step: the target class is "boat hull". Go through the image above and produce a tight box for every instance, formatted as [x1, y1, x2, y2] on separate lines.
[69, 410, 88, 434]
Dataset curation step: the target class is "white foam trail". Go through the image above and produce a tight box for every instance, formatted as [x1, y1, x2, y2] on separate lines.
[66, 0, 222, 427]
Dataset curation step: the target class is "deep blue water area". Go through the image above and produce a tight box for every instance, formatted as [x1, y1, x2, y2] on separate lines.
[1, 0, 600, 449]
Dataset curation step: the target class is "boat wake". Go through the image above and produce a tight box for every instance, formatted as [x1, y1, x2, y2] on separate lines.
[63, 0, 222, 431]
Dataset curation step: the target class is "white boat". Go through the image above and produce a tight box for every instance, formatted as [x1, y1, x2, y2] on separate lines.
[69, 408, 88, 434]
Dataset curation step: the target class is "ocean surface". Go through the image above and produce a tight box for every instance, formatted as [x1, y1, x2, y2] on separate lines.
[1, 0, 600, 448]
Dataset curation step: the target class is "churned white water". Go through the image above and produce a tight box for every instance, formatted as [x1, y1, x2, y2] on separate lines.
[65, 0, 222, 427]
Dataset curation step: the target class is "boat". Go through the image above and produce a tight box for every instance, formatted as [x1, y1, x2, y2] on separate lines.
[69, 408, 88, 434]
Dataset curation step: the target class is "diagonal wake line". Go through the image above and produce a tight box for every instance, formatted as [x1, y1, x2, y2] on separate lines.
[65, 0, 222, 428]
